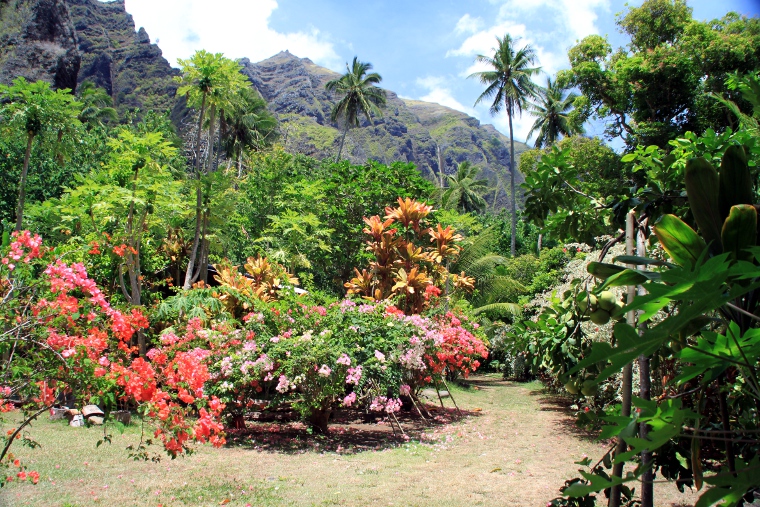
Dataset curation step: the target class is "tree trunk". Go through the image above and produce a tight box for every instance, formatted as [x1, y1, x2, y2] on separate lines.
[206, 104, 217, 173]
[537, 233, 542, 255]
[183, 182, 203, 290]
[123, 165, 147, 356]
[15, 133, 34, 232]
[507, 107, 517, 257]
[228, 414, 246, 430]
[637, 226, 653, 507]
[199, 206, 210, 285]
[183, 93, 208, 290]
[335, 123, 349, 163]
[307, 407, 332, 434]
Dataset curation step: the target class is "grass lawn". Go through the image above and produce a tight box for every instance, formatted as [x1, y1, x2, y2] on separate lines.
[1, 376, 699, 506]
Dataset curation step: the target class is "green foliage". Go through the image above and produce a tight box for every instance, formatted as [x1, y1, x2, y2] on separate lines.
[439, 161, 489, 214]
[220, 86, 279, 172]
[228, 152, 434, 293]
[561, 1, 760, 148]
[0, 77, 83, 230]
[527, 77, 585, 148]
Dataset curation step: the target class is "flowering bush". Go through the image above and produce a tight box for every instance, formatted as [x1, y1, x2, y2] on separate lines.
[205, 293, 488, 432]
[0, 232, 226, 486]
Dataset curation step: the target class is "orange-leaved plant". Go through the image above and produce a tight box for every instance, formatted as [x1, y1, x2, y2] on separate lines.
[345, 198, 474, 314]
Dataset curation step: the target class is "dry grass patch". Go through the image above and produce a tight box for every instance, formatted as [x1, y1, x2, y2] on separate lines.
[1, 376, 700, 506]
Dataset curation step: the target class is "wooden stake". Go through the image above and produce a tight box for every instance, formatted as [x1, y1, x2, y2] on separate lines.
[441, 378, 462, 416]
[609, 211, 636, 507]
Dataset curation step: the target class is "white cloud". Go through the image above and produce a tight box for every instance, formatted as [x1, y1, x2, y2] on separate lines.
[124, 0, 342, 70]
[454, 14, 484, 34]
[447, 0, 611, 142]
[447, 21, 527, 59]
[497, 0, 610, 43]
[415, 76, 476, 116]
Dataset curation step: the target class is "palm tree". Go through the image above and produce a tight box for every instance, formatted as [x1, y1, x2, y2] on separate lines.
[441, 161, 490, 213]
[76, 80, 118, 127]
[449, 226, 524, 318]
[325, 57, 387, 162]
[176, 50, 247, 289]
[220, 87, 279, 178]
[526, 77, 584, 253]
[469, 34, 541, 256]
[0, 78, 81, 231]
[526, 77, 583, 148]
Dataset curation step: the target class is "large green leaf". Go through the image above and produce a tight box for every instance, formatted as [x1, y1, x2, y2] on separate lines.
[653, 214, 707, 269]
[718, 145, 753, 220]
[613, 255, 676, 268]
[596, 268, 660, 291]
[570, 255, 760, 383]
[696, 457, 760, 507]
[684, 157, 722, 254]
[587, 261, 626, 279]
[721, 204, 757, 262]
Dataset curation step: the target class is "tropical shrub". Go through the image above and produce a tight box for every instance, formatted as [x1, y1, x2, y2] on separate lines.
[345, 197, 474, 314]
[204, 294, 488, 432]
[0, 232, 226, 486]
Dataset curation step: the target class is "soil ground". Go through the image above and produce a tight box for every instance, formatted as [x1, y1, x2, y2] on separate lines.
[1, 376, 700, 506]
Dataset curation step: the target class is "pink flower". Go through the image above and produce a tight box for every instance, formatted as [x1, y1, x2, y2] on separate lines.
[342, 392, 356, 407]
[276, 375, 291, 393]
[345, 366, 362, 385]
[399, 384, 411, 396]
[336, 354, 351, 366]
[374, 350, 386, 363]
[318, 364, 331, 377]
[98, 356, 110, 367]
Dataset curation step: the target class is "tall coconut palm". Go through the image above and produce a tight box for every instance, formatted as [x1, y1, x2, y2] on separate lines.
[441, 161, 490, 213]
[527, 77, 584, 253]
[526, 77, 583, 148]
[325, 57, 387, 162]
[469, 34, 541, 256]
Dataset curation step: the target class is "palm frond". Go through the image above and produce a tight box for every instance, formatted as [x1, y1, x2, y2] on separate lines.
[472, 302, 522, 318]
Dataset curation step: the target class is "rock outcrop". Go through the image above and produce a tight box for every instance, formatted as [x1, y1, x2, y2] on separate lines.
[64, 0, 180, 118]
[0, 0, 80, 89]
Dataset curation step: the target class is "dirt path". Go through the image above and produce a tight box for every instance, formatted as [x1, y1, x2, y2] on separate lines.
[3, 377, 699, 506]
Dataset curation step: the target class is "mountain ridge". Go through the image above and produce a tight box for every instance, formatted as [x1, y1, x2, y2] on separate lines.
[0, 1, 529, 209]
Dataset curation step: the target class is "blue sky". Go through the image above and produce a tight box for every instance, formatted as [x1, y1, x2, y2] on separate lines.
[125, 0, 760, 146]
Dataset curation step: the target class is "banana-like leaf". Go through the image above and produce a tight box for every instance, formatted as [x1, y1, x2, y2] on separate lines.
[718, 145, 753, 220]
[596, 268, 659, 291]
[685, 157, 723, 254]
[613, 255, 676, 268]
[653, 214, 707, 269]
[721, 204, 757, 262]
[587, 261, 626, 279]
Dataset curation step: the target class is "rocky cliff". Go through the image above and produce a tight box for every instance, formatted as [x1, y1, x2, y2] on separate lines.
[65, 0, 181, 117]
[240, 51, 528, 207]
[0, 0, 80, 89]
